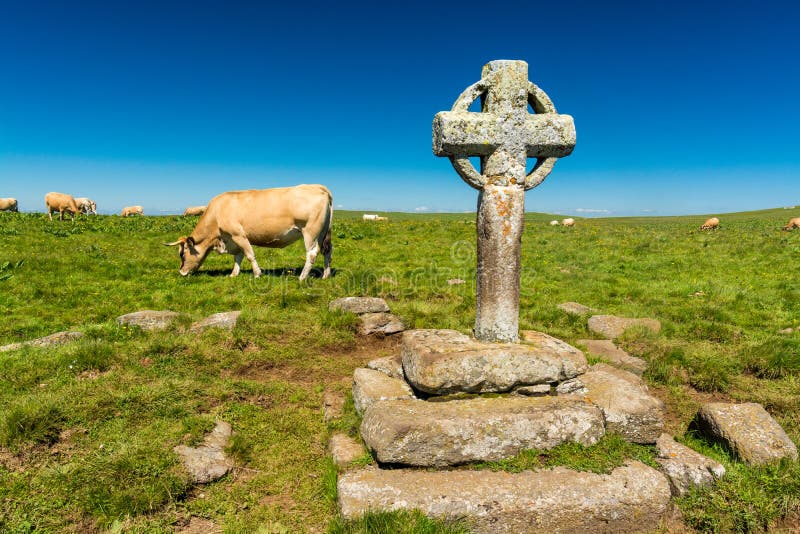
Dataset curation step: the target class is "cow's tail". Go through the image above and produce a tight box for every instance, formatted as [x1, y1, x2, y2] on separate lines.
[321, 192, 333, 258]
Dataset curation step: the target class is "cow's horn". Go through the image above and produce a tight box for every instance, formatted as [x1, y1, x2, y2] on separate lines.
[163, 239, 185, 246]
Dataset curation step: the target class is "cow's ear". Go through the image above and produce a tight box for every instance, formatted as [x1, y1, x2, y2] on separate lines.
[163, 237, 187, 246]
[186, 236, 199, 254]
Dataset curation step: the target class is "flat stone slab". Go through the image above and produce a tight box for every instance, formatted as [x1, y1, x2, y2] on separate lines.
[361, 396, 604, 466]
[511, 383, 552, 396]
[402, 329, 587, 395]
[694, 402, 798, 465]
[655, 433, 725, 496]
[366, 354, 404, 380]
[189, 311, 241, 332]
[329, 433, 365, 468]
[578, 339, 647, 375]
[0, 331, 83, 352]
[588, 315, 661, 339]
[558, 301, 595, 315]
[173, 421, 234, 484]
[357, 312, 405, 336]
[117, 310, 181, 331]
[352, 368, 414, 415]
[575, 363, 665, 444]
[339, 461, 671, 533]
[329, 297, 390, 314]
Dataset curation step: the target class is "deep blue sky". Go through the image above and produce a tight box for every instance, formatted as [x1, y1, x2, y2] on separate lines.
[1, 1, 798, 215]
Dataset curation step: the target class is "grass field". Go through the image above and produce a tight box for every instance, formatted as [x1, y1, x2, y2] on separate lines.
[1, 207, 799, 533]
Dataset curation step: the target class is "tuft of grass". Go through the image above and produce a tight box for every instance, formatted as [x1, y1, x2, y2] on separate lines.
[328, 510, 471, 534]
[0, 399, 66, 448]
[743, 336, 800, 379]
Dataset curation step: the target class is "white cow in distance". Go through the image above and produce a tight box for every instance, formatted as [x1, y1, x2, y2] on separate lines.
[75, 197, 97, 215]
[549, 220, 559, 226]
[561, 218, 575, 227]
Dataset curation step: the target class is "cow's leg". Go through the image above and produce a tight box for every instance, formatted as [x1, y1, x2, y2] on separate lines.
[320, 231, 332, 279]
[48, 208, 53, 221]
[299, 232, 319, 282]
[230, 253, 244, 277]
[230, 235, 261, 278]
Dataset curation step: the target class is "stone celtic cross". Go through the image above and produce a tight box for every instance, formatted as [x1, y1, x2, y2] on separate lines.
[433, 60, 576, 343]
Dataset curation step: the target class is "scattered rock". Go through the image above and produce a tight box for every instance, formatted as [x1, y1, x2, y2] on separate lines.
[360, 396, 604, 466]
[117, 310, 181, 331]
[576, 363, 665, 444]
[189, 311, 241, 332]
[587, 315, 661, 339]
[366, 354, 404, 380]
[352, 368, 414, 415]
[578, 339, 647, 375]
[356, 312, 405, 336]
[329, 297, 390, 314]
[322, 390, 345, 422]
[173, 421, 234, 484]
[329, 433, 365, 468]
[555, 377, 587, 395]
[0, 331, 83, 353]
[447, 278, 466, 285]
[693, 402, 798, 465]
[655, 433, 725, 496]
[338, 461, 671, 533]
[402, 329, 587, 395]
[558, 301, 595, 315]
[778, 326, 797, 334]
[511, 383, 552, 396]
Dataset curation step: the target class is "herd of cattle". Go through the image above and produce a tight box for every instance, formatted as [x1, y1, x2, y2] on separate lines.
[0, 193, 206, 220]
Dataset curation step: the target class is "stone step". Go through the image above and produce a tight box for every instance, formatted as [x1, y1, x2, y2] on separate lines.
[361, 396, 604, 466]
[338, 461, 672, 534]
[402, 329, 587, 395]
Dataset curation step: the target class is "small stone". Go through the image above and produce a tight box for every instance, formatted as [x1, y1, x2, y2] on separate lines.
[322, 390, 345, 422]
[352, 368, 414, 415]
[189, 311, 241, 332]
[338, 462, 671, 533]
[329, 297, 390, 314]
[778, 327, 796, 334]
[576, 363, 665, 444]
[447, 278, 466, 285]
[117, 310, 181, 331]
[555, 377, 587, 395]
[558, 301, 594, 315]
[693, 402, 798, 465]
[366, 354, 404, 380]
[587, 315, 661, 339]
[655, 433, 725, 496]
[329, 433, 365, 468]
[578, 339, 647, 375]
[360, 396, 604, 466]
[173, 421, 234, 484]
[402, 329, 587, 395]
[0, 331, 83, 353]
[511, 383, 552, 396]
[356, 313, 405, 336]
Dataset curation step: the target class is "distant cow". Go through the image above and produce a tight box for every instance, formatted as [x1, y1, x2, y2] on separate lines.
[121, 206, 144, 217]
[183, 205, 207, 217]
[700, 217, 720, 230]
[561, 218, 575, 227]
[363, 214, 378, 221]
[549, 220, 559, 226]
[783, 217, 800, 231]
[165, 184, 333, 280]
[45, 192, 80, 221]
[0, 198, 18, 212]
[75, 197, 97, 215]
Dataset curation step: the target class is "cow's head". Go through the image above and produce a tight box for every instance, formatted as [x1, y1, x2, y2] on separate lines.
[164, 236, 206, 276]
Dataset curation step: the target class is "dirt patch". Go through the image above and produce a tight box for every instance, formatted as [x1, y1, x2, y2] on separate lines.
[258, 492, 298, 511]
[649, 383, 734, 435]
[177, 517, 223, 534]
[0, 447, 24, 472]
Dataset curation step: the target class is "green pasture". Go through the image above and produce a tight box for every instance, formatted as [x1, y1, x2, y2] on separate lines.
[0, 208, 798, 532]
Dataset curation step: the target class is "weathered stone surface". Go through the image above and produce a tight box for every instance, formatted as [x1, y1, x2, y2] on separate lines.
[0, 331, 83, 353]
[511, 383, 551, 396]
[189, 311, 241, 332]
[555, 377, 587, 395]
[361, 396, 604, 466]
[402, 329, 587, 395]
[173, 421, 234, 484]
[578, 339, 647, 375]
[328, 433, 365, 468]
[329, 297, 389, 314]
[366, 354, 404, 380]
[339, 461, 671, 533]
[576, 363, 665, 444]
[117, 310, 181, 331]
[655, 433, 725, 496]
[356, 312, 405, 336]
[558, 301, 595, 315]
[322, 390, 345, 422]
[588, 315, 661, 339]
[352, 368, 414, 415]
[694, 402, 798, 465]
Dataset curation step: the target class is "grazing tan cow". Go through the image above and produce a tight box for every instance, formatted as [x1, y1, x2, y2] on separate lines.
[700, 217, 720, 230]
[121, 206, 144, 217]
[783, 217, 800, 231]
[165, 184, 333, 280]
[74, 197, 97, 215]
[561, 218, 575, 227]
[45, 192, 80, 221]
[183, 205, 207, 217]
[0, 198, 18, 212]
